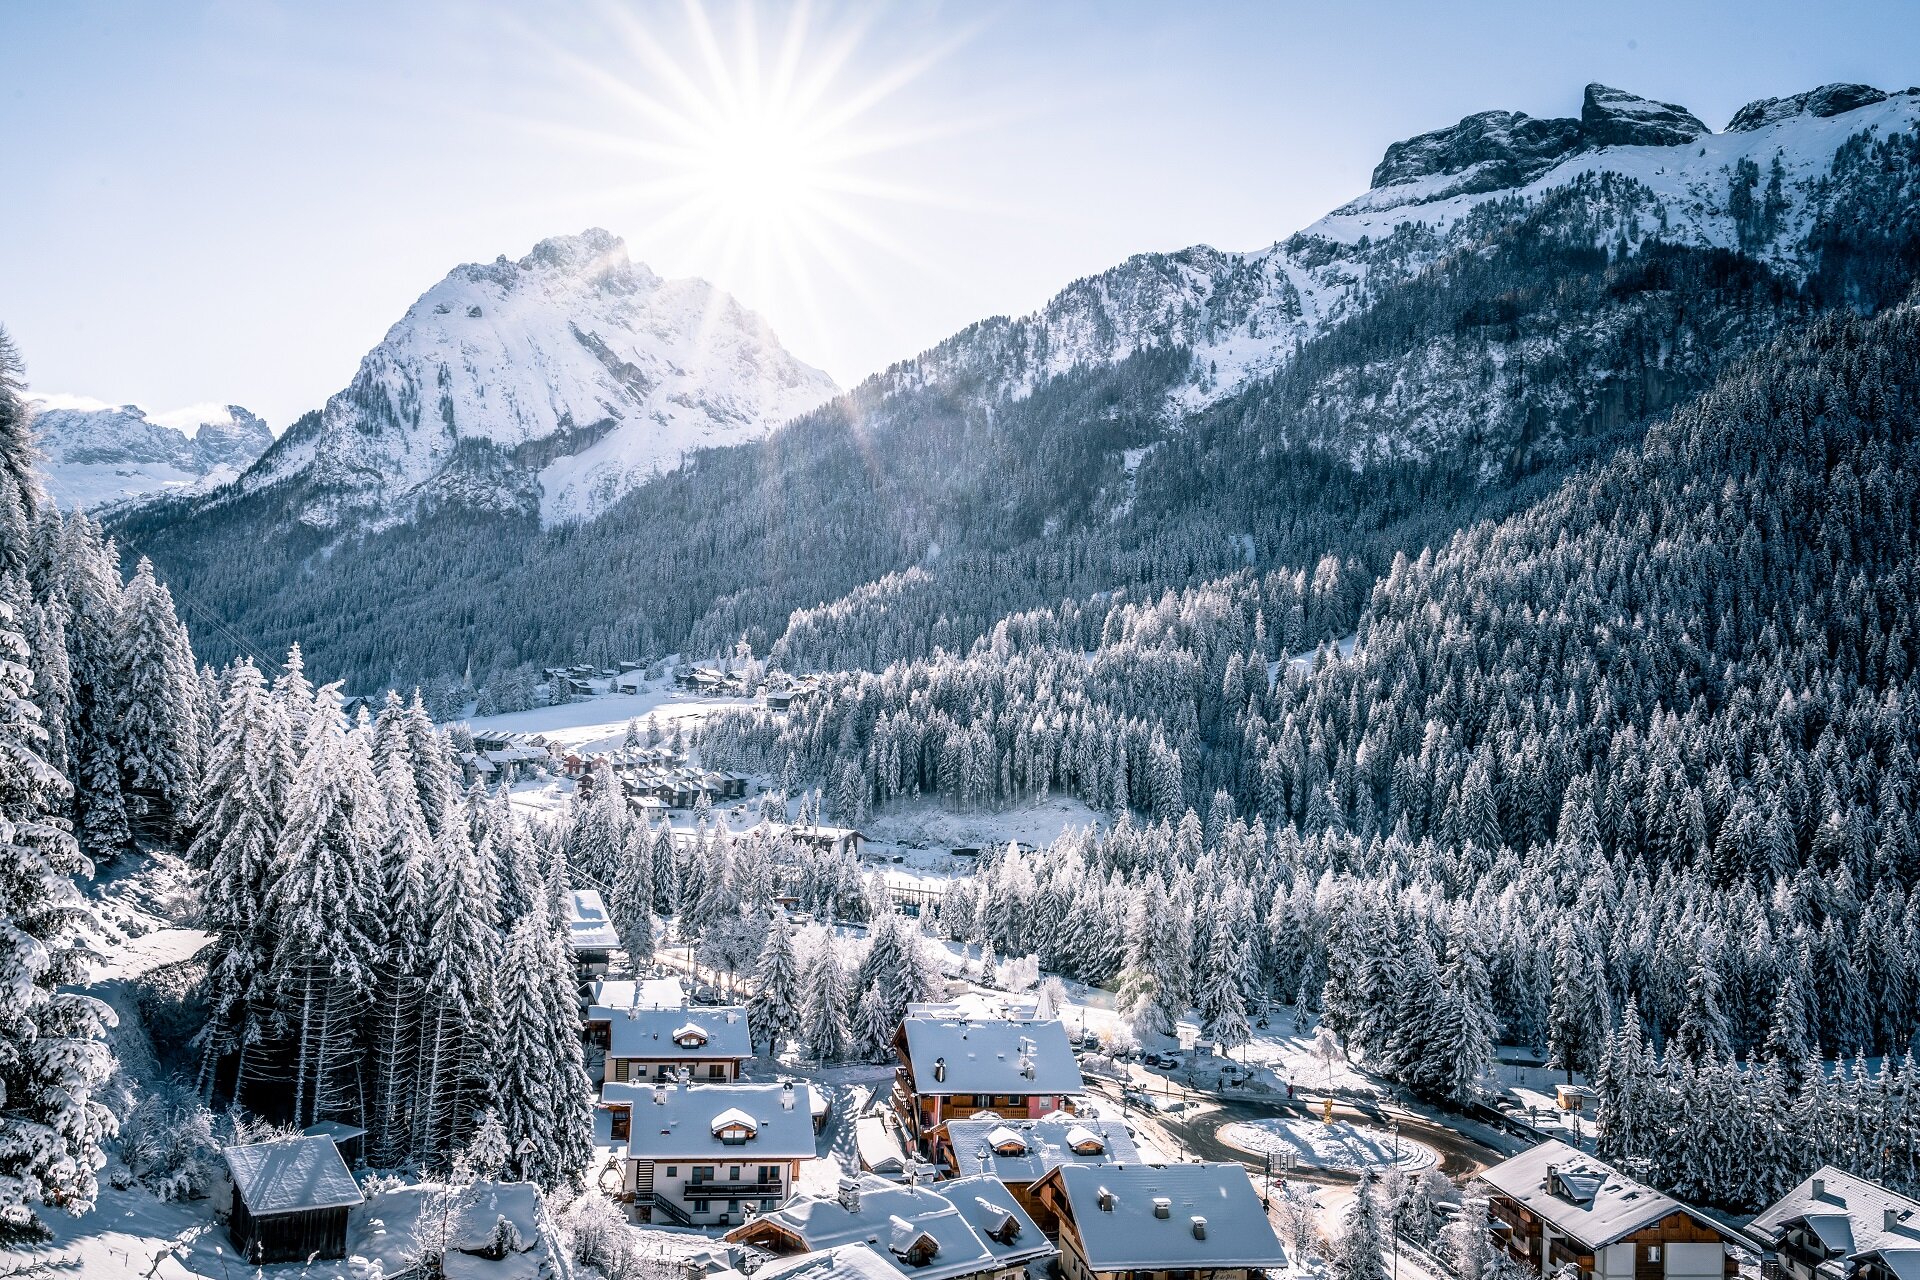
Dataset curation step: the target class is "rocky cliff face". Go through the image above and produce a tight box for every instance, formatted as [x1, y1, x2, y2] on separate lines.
[30, 401, 273, 510]
[226, 229, 840, 529]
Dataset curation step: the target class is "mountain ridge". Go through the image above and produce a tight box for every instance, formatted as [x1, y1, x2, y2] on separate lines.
[223, 228, 839, 530]
[30, 400, 272, 511]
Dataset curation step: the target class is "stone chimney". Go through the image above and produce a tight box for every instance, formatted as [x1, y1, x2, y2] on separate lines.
[1812, 1177, 1827, 1200]
[1890, 1208, 1905, 1233]
[1191, 1216, 1208, 1240]
[838, 1176, 862, 1214]
[1153, 1197, 1171, 1220]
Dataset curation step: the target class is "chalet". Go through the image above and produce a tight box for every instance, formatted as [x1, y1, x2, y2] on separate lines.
[938, 1113, 1139, 1230]
[601, 1005, 753, 1086]
[566, 889, 620, 975]
[223, 1135, 364, 1264]
[765, 683, 817, 712]
[599, 1081, 816, 1226]
[1478, 1141, 1736, 1280]
[1032, 1162, 1287, 1280]
[1749, 1167, 1920, 1280]
[892, 1016, 1083, 1151]
[759, 822, 867, 859]
[727, 1173, 1054, 1280]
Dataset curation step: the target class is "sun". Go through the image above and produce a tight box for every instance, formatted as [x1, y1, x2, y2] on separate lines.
[520, 1, 967, 342]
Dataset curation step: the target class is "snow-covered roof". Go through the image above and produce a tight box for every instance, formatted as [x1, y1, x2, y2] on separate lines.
[1051, 1163, 1286, 1271]
[900, 1016, 1083, 1097]
[1479, 1140, 1695, 1249]
[729, 1174, 1052, 1280]
[589, 976, 688, 1012]
[1750, 1166, 1920, 1274]
[225, 1135, 364, 1215]
[752, 1243, 910, 1280]
[943, 1113, 1138, 1184]
[565, 889, 619, 951]
[605, 1082, 817, 1160]
[606, 1006, 753, 1061]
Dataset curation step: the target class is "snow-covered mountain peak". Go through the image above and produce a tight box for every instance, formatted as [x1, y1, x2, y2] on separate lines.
[230, 229, 840, 528]
[30, 399, 273, 510]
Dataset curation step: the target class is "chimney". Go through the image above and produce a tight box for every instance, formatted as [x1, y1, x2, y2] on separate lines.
[1097, 1187, 1116, 1212]
[1153, 1197, 1171, 1220]
[653, 1085, 668, 1105]
[1890, 1209, 1904, 1233]
[1191, 1216, 1208, 1240]
[838, 1177, 862, 1214]
[782, 1082, 795, 1111]
[1812, 1178, 1826, 1200]
[934, 1058, 946, 1083]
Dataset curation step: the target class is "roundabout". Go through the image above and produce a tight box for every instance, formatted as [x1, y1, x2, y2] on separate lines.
[1214, 1116, 1441, 1174]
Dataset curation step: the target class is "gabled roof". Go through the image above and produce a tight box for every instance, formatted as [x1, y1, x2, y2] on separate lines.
[943, 1114, 1139, 1184]
[606, 1006, 753, 1061]
[605, 1082, 816, 1160]
[1751, 1166, 1920, 1269]
[899, 1017, 1083, 1098]
[225, 1136, 364, 1215]
[1049, 1163, 1287, 1271]
[751, 1243, 909, 1280]
[729, 1174, 1052, 1280]
[1479, 1140, 1696, 1250]
[566, 889, 619, 951]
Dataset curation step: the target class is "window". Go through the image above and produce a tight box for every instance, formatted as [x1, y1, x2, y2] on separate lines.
[759, 1166, 780, 1183]
[613, 1059, 630, 1082]
[1648, 1248, 1662, 1263]
[729, 1167, 742, 1181]
[610, 1109, 630, 1141]
[709, 1064, 726, 1079]
[665, 1167, 677, 1177]
[693, 1166, 714, 1183]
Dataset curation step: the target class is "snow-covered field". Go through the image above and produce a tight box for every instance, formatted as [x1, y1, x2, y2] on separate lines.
[1217, 1118, 1439, 1173]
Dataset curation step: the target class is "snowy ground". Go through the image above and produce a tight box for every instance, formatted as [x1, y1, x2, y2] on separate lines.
[1217, 1118, 1439, 1173]
[461, 678, 755, 753]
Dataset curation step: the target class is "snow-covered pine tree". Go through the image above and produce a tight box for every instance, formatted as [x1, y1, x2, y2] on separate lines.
[264, 683, 379, 1129]
[856, 981, 894, 1061]
[1334, 1169, 1389, 1280]
[747, 913, 802, 1055]
[416, 807, 501, 1167]
[491, 915, 585, 1189]
[364, 692, 431, 1167]
[1197, 927, 1251, 1054]
[1546, 919, 1606, 1085]
[190, 659, 281, 1102]
[802, 937, 852, 1062]
[56, 514, 129, 860]
[115, 557, 202, 833]
[0, 332, 117, 1225]
[405, 689, 455, 836]
[608, 828, 655, 970]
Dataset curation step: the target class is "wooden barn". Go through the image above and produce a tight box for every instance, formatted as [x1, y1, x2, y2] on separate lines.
[223, 1134, 363, 1264]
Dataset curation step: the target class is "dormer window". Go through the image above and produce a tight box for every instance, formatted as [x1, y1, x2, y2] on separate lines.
[988, 1125, 1027, 1156]
[1066, 1125, 1105, 1155]
[674, 1022, 711, 1049]
[711, 1107, 758, 1145]
[890, 1220, 940, 1267]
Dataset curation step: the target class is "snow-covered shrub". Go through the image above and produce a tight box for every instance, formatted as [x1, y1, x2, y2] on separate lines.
[117, 1083, 220, 1201]
[556, 1191, 680, 1280]
[1097, 1023, 1139, 1056]
[995, 954, 1040, 992]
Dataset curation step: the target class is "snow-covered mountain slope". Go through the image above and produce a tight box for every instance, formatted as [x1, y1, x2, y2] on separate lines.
[29, 398, 273, 510]
[230, 229, 839, 528]
[874, 82, 1919, 443]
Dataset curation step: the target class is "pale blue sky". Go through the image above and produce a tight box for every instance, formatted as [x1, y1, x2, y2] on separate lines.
[3, 0, 1915, 427]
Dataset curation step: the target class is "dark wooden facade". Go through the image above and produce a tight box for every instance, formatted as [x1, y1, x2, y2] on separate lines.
[228, 1195, 351, 1264]
[1486, 1196, 1736, 1280]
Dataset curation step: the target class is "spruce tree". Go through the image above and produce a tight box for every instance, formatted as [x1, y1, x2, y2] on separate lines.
[802, 938, 852, 1062]
[1335, 1169, 1389, 1280]
[747, 913, 802, 1055]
